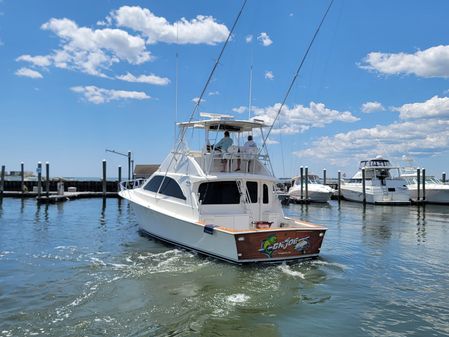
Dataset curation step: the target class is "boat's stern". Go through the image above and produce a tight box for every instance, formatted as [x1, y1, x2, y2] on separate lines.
[230, 225, 326, 263]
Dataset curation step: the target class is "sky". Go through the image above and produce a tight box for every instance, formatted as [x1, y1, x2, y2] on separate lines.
[1, 0, 449, 179]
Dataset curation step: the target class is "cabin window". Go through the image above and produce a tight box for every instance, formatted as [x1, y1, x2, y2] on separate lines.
[198, 181, 240, 204]
[144, 175, 186, 200]
[246, 181, 258, 203]
[263, 184, 269, 204]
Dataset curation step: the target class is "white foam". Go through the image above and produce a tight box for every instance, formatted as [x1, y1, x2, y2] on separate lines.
[312, 260, 349, 270]
[226, 293, 250, 304]
[278, 264, 305, 279]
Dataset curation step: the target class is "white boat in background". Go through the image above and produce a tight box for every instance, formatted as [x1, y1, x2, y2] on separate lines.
[340, 156, 410, 205]
[400, 166, 449, 204]
[288, 174, 334, 203]
[119, 115, 326, 264]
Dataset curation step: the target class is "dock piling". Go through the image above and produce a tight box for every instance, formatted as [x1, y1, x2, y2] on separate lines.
[300, 166, 304, 200]
[45, 162, 50, 197]
[422, 168, 426, 202]
[338, 170, 341, 201]
[37, 162, 42, 198]
[323, 168, 327, 185]
[417, 168, 421, 201]
[21, 162, 24, 194]
[362, 167, 366, 205]
[118, 166, 122, 189]
[128, 151, 132, 181]
[102, 160, 107, 197]
[443, 172, 446, 184]
[305, 166, 309, 202]
[0, 165, 5, 197]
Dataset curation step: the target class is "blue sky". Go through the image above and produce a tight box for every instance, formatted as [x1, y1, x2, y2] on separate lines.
[1, 0, 449, 178]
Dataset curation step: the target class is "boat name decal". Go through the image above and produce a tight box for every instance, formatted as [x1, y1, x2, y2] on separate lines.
[259, 235, 310, 258]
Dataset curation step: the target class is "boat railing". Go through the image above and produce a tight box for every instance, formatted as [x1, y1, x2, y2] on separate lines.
[119, 179, 146, 191]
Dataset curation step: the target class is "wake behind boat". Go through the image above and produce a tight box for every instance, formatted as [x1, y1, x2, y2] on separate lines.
[119, 115, 326, 264]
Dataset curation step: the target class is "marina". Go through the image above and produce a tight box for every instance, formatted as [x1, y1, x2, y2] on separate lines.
[1, 198, 449, 336]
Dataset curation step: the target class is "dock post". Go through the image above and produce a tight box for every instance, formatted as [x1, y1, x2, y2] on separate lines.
[21, 162, 24, 194]
[118, 166, 122, 191]
[128, 151, 132, 181]
[45, 162, 50, 197]
[417, 168, 421, 202]
[422, 168, 426, 202]
[362, 167, 366, 205]
[37, 162, 42, 198]
[300, 166, 304, 200]
[0, 165, 5, 197]
[338, 170, 341, 201]
[305, 166, 309, 202]
[323, 168, 327, 185]
[442, 172, 446, 184]
[102, 160, 107, 198]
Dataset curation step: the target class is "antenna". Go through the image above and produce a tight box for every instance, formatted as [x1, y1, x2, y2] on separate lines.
[248, 62, 253, 120]
[174, 22, 179, 145]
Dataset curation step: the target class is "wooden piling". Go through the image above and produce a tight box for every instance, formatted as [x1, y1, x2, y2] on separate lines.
[338, 170, 341, 201]
[21, 162, 24, 194]
[442, 172, 446, 184]
[45, 162, 50, 197]
[305, 166, 309, 202]
[422, 168, 426, 202]
[102, 160, 107, 197]
[300, 166, 304, 200]
[118, 166, 122, 189]
[37, 162, 42, 198]
[417, 168, 421, 201]
[0, 165, 5, 197]
[128, 151, 132, 181]
[323, 168, 327, 185]
[362, 167, 366, 205]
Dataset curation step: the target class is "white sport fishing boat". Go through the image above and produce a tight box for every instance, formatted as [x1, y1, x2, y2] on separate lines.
[119, 115, 326, 264]
[340, 156, 410, 205]
[400, 166, 449, 204]
[288, 174, 334, 203]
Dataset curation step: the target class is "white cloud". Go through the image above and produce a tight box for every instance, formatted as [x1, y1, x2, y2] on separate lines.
[15, 67, 43, 79]
[208, 90, 220, 96]
[265, 70, 274, 80]
[251, 102, 359, 135]
[110, 6, 229, 45]
[16, 54, 52, 67]
[71, 85, 150, 104]
[232, 106, 247, 114]
[192, 97, 206, 104]
[257, 32, 272, 47]
[361, 101, 385, 113]
[116, 72, 170, 85]
[393, 95, 449, 119]
[295, 118, 449, 167]
[245, 35, 253, 43]
[361, 45, 449, 78]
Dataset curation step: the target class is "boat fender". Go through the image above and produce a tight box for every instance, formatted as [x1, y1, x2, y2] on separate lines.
[204, 224, 217, 235]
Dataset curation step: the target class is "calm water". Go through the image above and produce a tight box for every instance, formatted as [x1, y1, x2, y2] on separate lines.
[0, 198, 448, 337]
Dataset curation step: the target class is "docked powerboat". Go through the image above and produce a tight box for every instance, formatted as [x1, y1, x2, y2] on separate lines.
[119, 115, 326, 264]
[288, 174, 334, 203]
[340, 156, 410, 205]
[400, 167, 449, 204]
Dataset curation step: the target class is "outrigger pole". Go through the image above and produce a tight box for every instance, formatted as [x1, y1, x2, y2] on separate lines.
[259, 0, 335, 155]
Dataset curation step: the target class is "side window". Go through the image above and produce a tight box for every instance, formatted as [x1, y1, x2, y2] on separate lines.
[144, 176, 186, 200]
[246, 181, 258, 203]
[199, 182, 240, 204]
[263, 184, 269, 204]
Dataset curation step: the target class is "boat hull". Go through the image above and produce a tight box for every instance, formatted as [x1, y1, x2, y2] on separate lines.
[408, 185, 449, 204]
[341, 185, 410, 205]
[130, 201, 325, 264]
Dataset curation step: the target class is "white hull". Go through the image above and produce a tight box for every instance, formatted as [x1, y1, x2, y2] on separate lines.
[341, 185, 410, 205]
[407, 185, 449, 204]
[289, 190, 332, 203]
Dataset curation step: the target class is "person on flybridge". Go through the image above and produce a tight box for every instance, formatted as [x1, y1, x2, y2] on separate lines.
[235, 135, 257, 172]
[207, 131, 233, 152]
